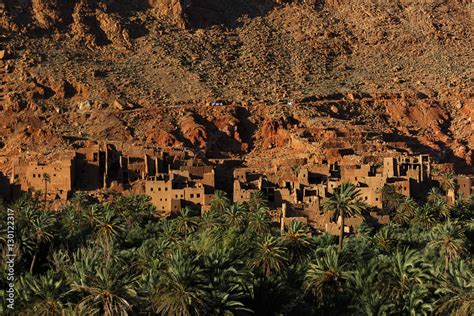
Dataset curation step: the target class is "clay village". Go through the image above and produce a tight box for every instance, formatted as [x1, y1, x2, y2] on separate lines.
[1, 141, 472, 236]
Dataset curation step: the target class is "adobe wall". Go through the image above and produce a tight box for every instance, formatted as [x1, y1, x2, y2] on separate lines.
[23, 159, 74, 200]
[456, 175, 473, 198]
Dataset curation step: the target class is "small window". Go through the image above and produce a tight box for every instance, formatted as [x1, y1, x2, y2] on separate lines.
[158, 188, 161, 191]
[197, 193, 200, 198]
[165, 187, 168, 191]
[190, 194, 194, 198]
[33, 174, 36, 178]
[375, 198, 379, 201]
[181, 194, 184, 198]
[365, 196, 368, 200]
[150, 188, 154, 192]
[160, 198, 162, 201]
[175, 195, 178, 198]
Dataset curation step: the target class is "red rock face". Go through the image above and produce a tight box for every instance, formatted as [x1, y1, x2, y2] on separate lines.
[31, 0, 64, 29]
[0, 1, 472, 173]
[180, 114, 209, 149]
[146, 128, 183, 148]
[259, 117, 292, 149]
[148, 0, 188, 29]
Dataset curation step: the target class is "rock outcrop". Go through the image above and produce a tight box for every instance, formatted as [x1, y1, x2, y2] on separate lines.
[148, 0, 188, 29]
[31, 0, 65, 30]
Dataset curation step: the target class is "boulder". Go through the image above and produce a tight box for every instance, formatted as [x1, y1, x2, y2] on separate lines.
[113, 99, 133, 110]
[77, 100, 92, 113]
[32, 0, 65, 29]
[148, 0, 188, 29]
[3, 93, 26, 112]
[95, 9, 132, 49]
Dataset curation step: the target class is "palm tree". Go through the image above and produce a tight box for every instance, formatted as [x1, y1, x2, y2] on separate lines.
[451, 196, 473, 220]
[198, 210, 219, 233]
[427, 187, 444, 204]
[351, 290, 394, 316]
[380, 184, 403, 213]
[202, 247, 252, 315]
[174, 207, 199, 236]
[404, 285, 434, 315]
[247, 206, 271, 236]
[249, 191, 267, 212]
[3, 230, 35, 267]
[428, 221, 466, 272]
[49, 249, 71, 275]
[210, 190, 230, 214]
[427, 188, 450, 220]
[411, 204, 437, 230]
[282, 220, 312, 264]
[111, 195, 156, 227]
[24, 270, 69, 315]
[42, 173, 51, 204]
[152, 248, 208, 315]
[435, 260, 474, 315]
[160, 220, 181, 243]
[71, 262, 139, 316]
[373, 225, 396, 253]
[394, 196, 417, 225]
[222, 203, 247, 231]
[305, 247, 347, 308]
[434, 198, 451, 220]
[29, 211, 55, 273]
[83, 204, 103, 229]
[249, 235, 287, 277]
[66, 247, 101, 284]
[59, 205, 88, 248]
[348, 259, 394, 315]
[133, 239, 170, 277]
[322, 183, 367, 250]
[94, 206, 125, 260]
[71, 191, 91, 212]
[384, 248, 430, 308]
[439, 172, 456, 194]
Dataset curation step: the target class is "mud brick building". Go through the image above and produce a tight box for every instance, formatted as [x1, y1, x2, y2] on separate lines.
[145, 163, 216, 216]
[456, 175, 474, 198]
[0, 145, 466, 237]
[20, 158, 75, 200]
[233, 154, 433, 235]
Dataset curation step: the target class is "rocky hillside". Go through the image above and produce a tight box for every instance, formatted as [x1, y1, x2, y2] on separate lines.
[0, 0, 472, 171]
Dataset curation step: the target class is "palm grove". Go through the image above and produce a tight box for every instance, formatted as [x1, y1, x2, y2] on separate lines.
[0, 181, 473, 315]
